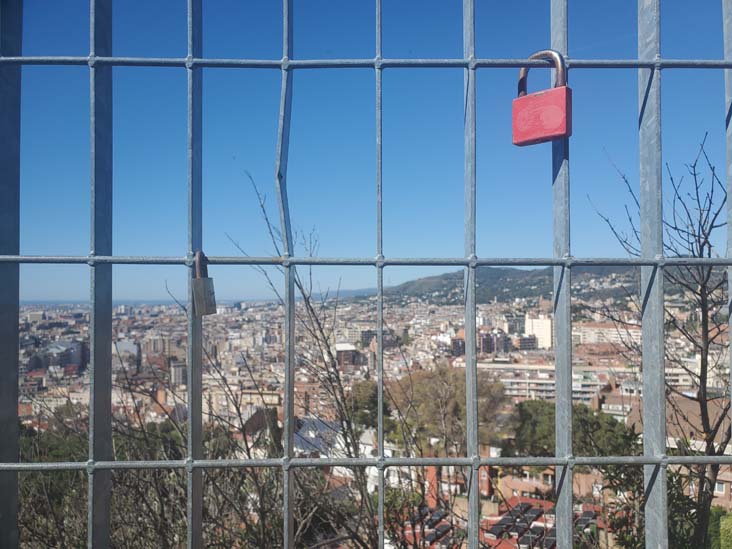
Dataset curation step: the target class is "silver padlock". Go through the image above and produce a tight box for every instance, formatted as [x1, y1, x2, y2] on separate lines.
[192, 251, 217, 316]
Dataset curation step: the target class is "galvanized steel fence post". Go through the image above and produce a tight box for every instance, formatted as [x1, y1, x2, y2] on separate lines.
[462, 1, 481, 548]
[274, 1, 295, 547]
[551, 1, 574, 548]
[185, 0, 204, 547]
[638, 1, 669, 547]
[0, 1, 22, 547]
[723, 0, 732, 462]
[88, 0, 113, 546]
[375, 1, 386, 548]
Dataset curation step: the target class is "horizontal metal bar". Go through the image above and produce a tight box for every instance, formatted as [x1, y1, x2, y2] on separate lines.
[3, 254, 732, 267]
[0, 55, 90, 66]
[4, 55, 732, 70]
[3, 461, 88, 471]
[6, 454, 732, 472]
[568, 58, 732, 69]
[0, 255, 189, 265]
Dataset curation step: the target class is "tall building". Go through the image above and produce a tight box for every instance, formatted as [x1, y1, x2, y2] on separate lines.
[572, 321, 641, 346]
[335, 343, 359, 368]
[479, 329, 511, 354]
[513, 334, 538, 351]
[451, 337, 466, 357]
[524, 313, 553, 349]
[170, 360, 186, 387]
[502, 313, 525, 335]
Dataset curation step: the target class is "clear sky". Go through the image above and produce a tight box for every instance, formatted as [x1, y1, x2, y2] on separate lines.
[17, 1, 729, 302]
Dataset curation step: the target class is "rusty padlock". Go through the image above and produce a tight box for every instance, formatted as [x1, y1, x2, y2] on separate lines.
[512, 49, 572, 147]
[192, 251, 217, 316]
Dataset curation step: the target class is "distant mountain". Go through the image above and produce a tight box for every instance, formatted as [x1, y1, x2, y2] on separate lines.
[381, 265, 639, 305]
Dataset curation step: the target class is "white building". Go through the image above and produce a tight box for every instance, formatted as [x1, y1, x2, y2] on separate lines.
[572, 321, 641, 347]
[524, 313, 553, 349]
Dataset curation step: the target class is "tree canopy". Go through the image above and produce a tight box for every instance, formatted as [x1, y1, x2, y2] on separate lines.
[387, 364, 506, 455]
[502, 399, 639, 457]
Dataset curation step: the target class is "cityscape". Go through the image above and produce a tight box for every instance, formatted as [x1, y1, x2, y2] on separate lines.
[17, 264, 731, 548]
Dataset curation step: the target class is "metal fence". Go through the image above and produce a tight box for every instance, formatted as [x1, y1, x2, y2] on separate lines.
[1, 0, 732, 547]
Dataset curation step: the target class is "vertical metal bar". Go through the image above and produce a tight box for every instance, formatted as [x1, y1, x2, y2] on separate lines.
[0, 2, 22, 547]
[275, 1, 295, 547]
[550, 1, 573, 547]
[638, 1, 667, 547]
[462, 1, 479, 548]
[723, 0, 732, 439]
[375, 0, 385, 547]
[186, 0, 203, 547]
[88, 0, 113, 546]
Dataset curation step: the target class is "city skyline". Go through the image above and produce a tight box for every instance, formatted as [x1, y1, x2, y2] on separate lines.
[19, 1, 730, 300]
[16, 253, 726, 545]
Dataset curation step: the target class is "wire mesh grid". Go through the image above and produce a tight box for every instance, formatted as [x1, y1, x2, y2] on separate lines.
[1, 0, 732, 547]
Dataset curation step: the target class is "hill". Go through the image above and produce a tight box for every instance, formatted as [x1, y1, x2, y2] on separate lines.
[382, 265, 639, 305]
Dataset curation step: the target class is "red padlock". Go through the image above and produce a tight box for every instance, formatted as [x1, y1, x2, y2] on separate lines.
[512, 49, 572, 147]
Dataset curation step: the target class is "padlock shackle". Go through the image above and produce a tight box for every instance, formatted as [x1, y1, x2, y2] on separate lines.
[517, 49, 567, 98]
[194, 250, 209, 279]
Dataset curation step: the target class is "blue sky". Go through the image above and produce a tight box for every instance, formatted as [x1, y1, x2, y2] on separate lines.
[18, 1, 729, 301]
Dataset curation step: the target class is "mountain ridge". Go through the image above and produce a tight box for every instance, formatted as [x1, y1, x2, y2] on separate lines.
[345, 265, 638, 305]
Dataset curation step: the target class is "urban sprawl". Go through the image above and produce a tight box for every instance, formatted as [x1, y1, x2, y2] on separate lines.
[18, 267, 729, 548]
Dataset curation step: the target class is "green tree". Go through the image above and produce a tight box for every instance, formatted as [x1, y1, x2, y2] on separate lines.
[504, 400, 698, 548]
[350, 379, 393, 432]
[709, 506, 727, 549]
[388, 363, 506, 456]
[18, 409, 87, 549]
[502, 400, 637, 457]
[721, 514, 732, 549]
